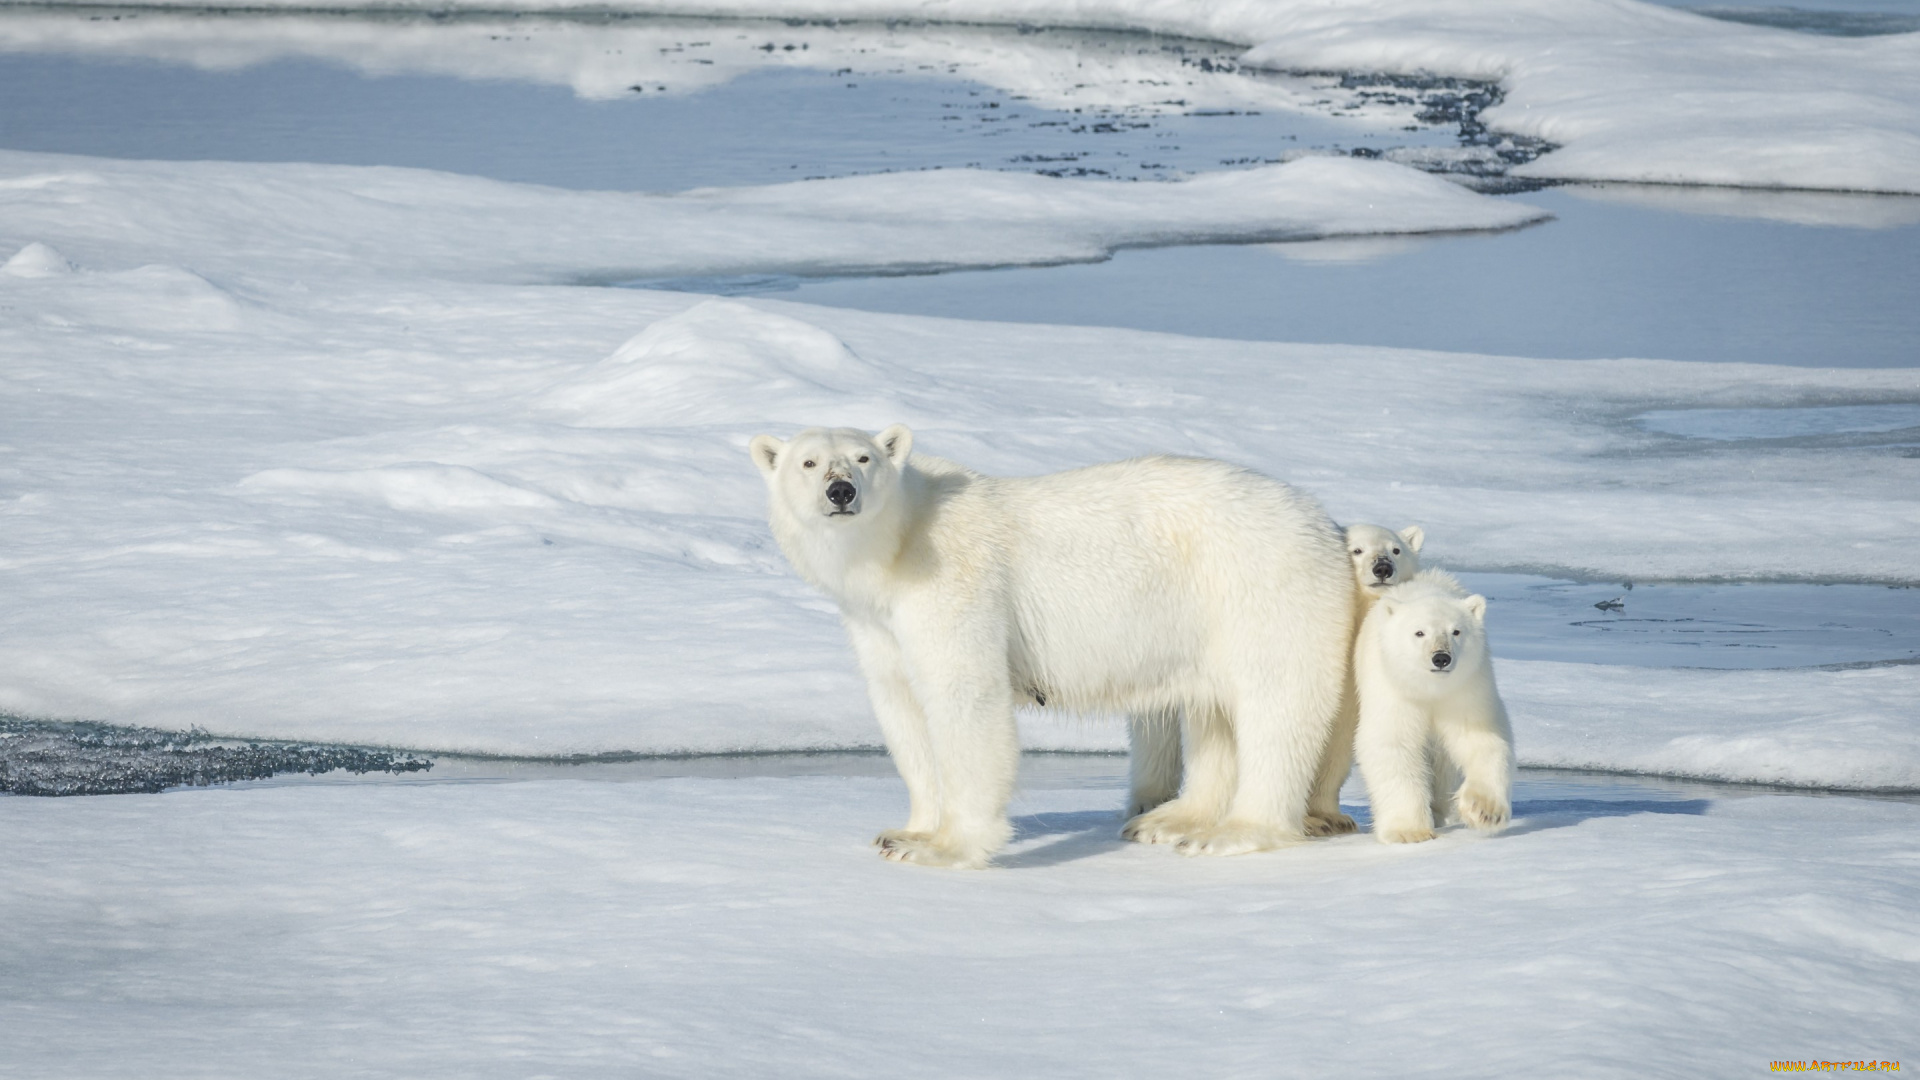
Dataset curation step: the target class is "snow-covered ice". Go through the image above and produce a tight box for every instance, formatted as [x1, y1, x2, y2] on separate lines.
[2, 771, 1915, 1076]
[2, 229, 1915, 783]
[0, 149, 1545, 283]
[25, 0, 1920, 194]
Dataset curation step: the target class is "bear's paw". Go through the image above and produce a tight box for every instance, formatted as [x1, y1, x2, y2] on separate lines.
[1304, 812, 1358, 837]
[877, 833, 990, 869]
[1375, 823, 1437, 845]
[1458, 788, 1511, 832]
[1173, 821, 1299, 857]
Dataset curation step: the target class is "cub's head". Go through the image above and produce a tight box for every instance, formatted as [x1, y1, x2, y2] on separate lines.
[1375, 589, 1489, 688]
[749, 424, 913, 525]
[1345, 524, 1424, 591]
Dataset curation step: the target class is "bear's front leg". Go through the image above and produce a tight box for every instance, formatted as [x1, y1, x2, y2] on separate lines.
[846, 619, 942, 845]
[1434, 710, 1514, 833]
[885, 607, 1019, 868]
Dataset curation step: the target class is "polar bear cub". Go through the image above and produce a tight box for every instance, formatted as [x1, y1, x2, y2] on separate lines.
[749, 425, 1354, 868]
[1352, 569, 1514, 844]
[1304, 524, 1425, 836]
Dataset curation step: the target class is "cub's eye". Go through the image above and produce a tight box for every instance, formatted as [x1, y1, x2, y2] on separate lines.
[1452, 629, 1461, 636]
[1391, 547, 1401, 555]
[858, 455, 870, 463]
[1414, 630, 1425, 637]
[803, 460, 816, 469]
[1352, 548, 1363, 555]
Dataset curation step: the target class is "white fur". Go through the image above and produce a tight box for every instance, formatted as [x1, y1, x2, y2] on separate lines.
[750, 425, 1354, 867]
[1303, 524, 1425, 836]
[1352, 569, 1515, 844]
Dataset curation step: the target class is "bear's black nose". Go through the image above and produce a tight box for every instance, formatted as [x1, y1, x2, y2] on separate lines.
[1432, 651, 1452, 669]
[1372, 557, 1394, 581]
[826, 479, 857, 508]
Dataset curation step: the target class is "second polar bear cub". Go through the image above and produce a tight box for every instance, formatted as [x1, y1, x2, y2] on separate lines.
[1353, 569, 1514, 844]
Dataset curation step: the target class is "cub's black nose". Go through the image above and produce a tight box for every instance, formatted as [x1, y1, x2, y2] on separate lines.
[1372, 557, 1394, 581]
[1432, 651, 1452, 669]
[826, 479, 857, 508]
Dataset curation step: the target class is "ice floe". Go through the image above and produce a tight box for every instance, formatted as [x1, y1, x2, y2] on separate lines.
[0, 150, 1547, 283]
[18, 0, 1918, 194]
[2, 257, 1915, 784]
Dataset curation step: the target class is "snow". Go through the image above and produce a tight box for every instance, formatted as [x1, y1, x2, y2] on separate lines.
[2, 229, 1915, 781]
[20, 0, 1920, 195]
[1507, 662, 1920, 791]
[2, 772, 1915, 1076]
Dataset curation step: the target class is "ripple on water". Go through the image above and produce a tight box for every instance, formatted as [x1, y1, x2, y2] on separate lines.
[1456, 573, 1920, 670]
[1634, 403, 1920, 441]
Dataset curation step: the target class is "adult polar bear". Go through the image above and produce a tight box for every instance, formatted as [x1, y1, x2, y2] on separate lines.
[750, 424, 1354, 868]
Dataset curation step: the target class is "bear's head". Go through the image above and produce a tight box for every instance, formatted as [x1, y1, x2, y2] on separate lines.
[1345, 524, 1424, 592]
[1374, 589, 1489, 695]
[749, 424, 914, 527]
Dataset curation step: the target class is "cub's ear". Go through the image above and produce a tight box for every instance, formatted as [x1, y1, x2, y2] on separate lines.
[1464, 595, 1487, 622]
[749, 434, 785, 478]
[876, 423, 913, 467]
[1399, 525, 1425, 553]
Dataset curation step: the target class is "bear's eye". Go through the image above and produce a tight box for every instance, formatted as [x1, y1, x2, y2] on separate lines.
[1391, 547, 1401, 555]
[1452, 629, 1461, 636]
[1352, 548, 1363, 555]
[1414, 630, 1425, 637]
[802, 460, 816, 469]
[858, 455, 870, 464]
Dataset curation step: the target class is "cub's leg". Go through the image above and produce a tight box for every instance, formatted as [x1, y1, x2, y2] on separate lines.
[1126, 710, 1183, 819]
[1124, 704, 1233, 845]
[1433, 700, 1514, 832]
[846, 619, 941, 847]
[1355, 698, 1439, 844]
[1305, 677, 1360, 836]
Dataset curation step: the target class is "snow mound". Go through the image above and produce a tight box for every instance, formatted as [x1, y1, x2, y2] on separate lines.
[2, 241, 74, 278]
[538, 299, 908, 429]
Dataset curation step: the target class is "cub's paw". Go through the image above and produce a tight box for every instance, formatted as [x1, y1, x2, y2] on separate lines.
[1374, 823, 1437, 845]
[1174, 821, 1297, 857]
[873, 828, 932, 848]
[1121, 801, 1211, 846]
[876, 833, 988, 870]
[1304, 812, 1358, 837]
[1458, 788, 1511, 832]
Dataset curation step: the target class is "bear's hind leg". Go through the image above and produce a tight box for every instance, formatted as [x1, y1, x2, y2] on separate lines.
[1125, 709, 1183, 819]
[1124, 704, 1233, 845]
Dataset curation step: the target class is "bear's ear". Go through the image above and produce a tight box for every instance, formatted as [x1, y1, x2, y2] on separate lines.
[876, 424, 913, 467]
[1399, 525, 1425, 552]
[749, 434, 785, 478]
[1464, 594, 1487, 622]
